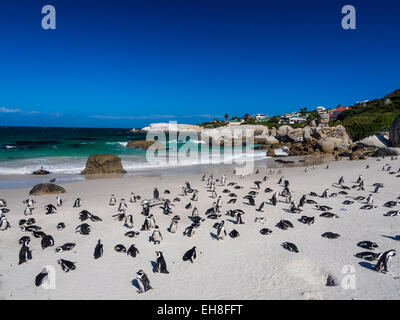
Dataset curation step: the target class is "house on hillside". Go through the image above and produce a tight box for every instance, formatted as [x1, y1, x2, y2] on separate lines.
[279, 112, 308, 124]
[328, 106, 351, 120]
[255, 114, 270, 122]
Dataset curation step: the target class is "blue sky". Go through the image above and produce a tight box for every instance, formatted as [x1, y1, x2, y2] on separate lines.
[0, 0, 399, 128]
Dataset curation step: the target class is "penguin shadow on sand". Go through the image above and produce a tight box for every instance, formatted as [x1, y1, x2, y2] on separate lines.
[131, 279, 140, 290]
[359, 261, 375, 271]
[151, 261, 158, 273]
[210, 232, 219, 240]
[381, 234, 400, 241]
[226, 219, 237, 224]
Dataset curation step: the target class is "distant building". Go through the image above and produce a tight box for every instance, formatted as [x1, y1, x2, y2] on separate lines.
[255, 114, 270, 122]
[385, 98, 392, 104]
[315, 106, 326, 113]
[242, 113, 252, 122]
[279, 112, 308, 124]
[328, 106, 351, 120]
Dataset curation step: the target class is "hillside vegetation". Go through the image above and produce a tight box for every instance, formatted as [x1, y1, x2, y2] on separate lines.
[333, 89, 400, 141]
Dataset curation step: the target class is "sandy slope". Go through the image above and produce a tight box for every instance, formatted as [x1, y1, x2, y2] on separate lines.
[0, 157, 400, 300]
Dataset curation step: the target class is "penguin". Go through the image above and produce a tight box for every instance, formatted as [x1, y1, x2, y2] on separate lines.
[366, 194, 373, 204]
[169, 219, 178, 233]
[276, 220, 294, 230]
[45, 204, 57, 215]
[321, 232, 340, 239]
[229, 229, 240, 238]
[24, 207, 34, 216]
[32, 230, 46, 238]
[236, 212, 244, 224]
[125, 231, 140, 238]
[18, 236, 31, 245]
[57, 222, 66, 230]
[244, 195, 255, 206]
[56, 196, 63, 206]
[94, 239, 103, 259]
[90, 214, 102, 222]
[321, 189, 329, 198]
[136, 270, 151, 293]
[35, 267, 49, 287]
[118, 199, 128, 212]
[282, 242, 299, 253]
[357, 241, 378, 250]
[127, 244, 139, 257]
[124, 215, 134, 229]
[154, 188, 160, 199]
[182, 246, 197, 263]
[299, 216, 315, 225]
[129, 192, 136, 203]
[18, 241, 32, 264]
[191, 207, 199, 218]
[355, 251, 380, 261]
[254, 181, 262, 190]
[114, 244, 127, 253]
[374, 250, 396, 273]
[155, 251, 169, 273]
[55, 243, 76, 253]
[256, 202, 265, 212]
[151, 225, 163, 244]
[57, 259, 76, 272]
[0, 199, 6, 207]
[73, 198, 81, 208]
[216, 221, 227, 240]
[270, 192, 278, 206]
[183, 224, 195, 237]
[75, 223, 91, 235]
[79, 210, 91, 221]
[109, 195, 117, 206]
[0, 215, 11, 231]
[191, 191, 199, 201]
[260, 228, 273, 235]
[41, 235, 55, 249]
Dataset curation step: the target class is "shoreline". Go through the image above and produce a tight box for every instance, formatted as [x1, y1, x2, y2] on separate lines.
[0, 154, 335, 190]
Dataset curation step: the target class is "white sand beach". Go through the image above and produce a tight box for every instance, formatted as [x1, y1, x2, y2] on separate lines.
[1, 157, 400, 300]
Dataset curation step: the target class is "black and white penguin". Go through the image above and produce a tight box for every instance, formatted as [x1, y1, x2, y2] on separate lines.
[374, 250, 396, 273]
[182, 246, 197, 263]
[94, 239, 103, 259]
[0, 214, 11, 231]
[282, 242, 299, 253]
[236, 212, 244, 224]
[254, 181, 262, 190]
[0, 199, 6, 207]
[270, 192, 278, 206]
[125, 231, 140, 238]
[45, 204, 57, 215]
[24, 206, 34, 216]
[118, 199, 128, 212]
[155, 251, 169, 273]
[136, 270, 152, 293]
[18, 239, 32, 264]
[41, 235, 55, 249]
[109, 195, 117, 206]
[35, 267, 49, 287]
[151, 226, 163, 244]
[299, 215, 315, 225]
[55, 243, 76, 253]
[216, 221, 227, 240]
[191, 207, 199, 218]
[183, 224, 195, 237]
[357, 241, 378, 250]
[129, 192, 136, 203]
[169, 219, 178, 233]
[56, 196, 63, 206]
[73, 198, 81, 208]
[57, 259, 76, 272]
[114, 244, 127, 253]
[244, 195, 255, 206]
[127, 244, 139, 257]
[276, 220, 294, 230]
[75, 223, 91, 235]
[124, 215, 134, 229]
[57, 222, 66, 231]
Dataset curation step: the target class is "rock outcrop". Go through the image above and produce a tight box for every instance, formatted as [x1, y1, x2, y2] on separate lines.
[29, 183, 66, 196]
[140, 123, 203, 134]
[126, 140, 166, 150]
[32, 169, 51, 175]
[317, 113, 330, 127]
[390, 115, 400, 147]
[81, 154, 126, 175]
